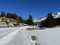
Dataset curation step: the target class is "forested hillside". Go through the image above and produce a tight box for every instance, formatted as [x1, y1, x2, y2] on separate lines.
[40, 13, 60, 27]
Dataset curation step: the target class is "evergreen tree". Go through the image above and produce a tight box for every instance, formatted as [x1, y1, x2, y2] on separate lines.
[7, 13, 18, 19]
[46, 13, 57, 27]
[19, 16, 24, 23]
[1, 12, 6, 16]
[40, 20, 47, 27]
[11, 14, 18, 19]
[23, 19, 27, 24]
[55, 18, 60, 25]
[6, 13, 12, 18]
[27, 14, 33, 25]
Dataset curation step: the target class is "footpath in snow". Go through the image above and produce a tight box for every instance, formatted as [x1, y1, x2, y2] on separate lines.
[0, 27, 23, 45]
[26, 27, 60, 45]
[0, 26, 60, 45]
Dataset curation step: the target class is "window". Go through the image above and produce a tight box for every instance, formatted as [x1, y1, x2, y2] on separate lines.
[1, 18, 4, 20]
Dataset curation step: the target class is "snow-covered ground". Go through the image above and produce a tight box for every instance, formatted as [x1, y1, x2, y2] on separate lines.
[27, 27, 60, 45]
[0, 26, 60, 45]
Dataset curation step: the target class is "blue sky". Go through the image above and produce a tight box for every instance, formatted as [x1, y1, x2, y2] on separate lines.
[0, 0, 60, 19]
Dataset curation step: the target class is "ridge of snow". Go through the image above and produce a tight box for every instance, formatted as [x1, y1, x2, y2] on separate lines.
[34, 17, 46, 22]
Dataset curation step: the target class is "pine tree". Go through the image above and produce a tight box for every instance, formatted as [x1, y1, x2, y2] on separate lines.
[6, 13, 12, 18]
[46, 13, 57, 27]
[1, 12, 6, 16]
[19, 16, 24, 23]
[27, 14, 33, 25]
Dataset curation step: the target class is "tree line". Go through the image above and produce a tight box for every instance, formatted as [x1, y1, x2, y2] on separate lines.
[1, 12, 60, 27]
[40, 13, 60, 28]
[0, 12, 33, 25]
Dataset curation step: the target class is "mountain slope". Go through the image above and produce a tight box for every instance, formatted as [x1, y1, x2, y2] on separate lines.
[34, 12, 60, 22]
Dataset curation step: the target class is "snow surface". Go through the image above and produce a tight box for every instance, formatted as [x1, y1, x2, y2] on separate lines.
[0, 26, 60, 45]
[27, 26, 60, 45]
[52, 12, 60, 18]
[33, 17, 46, 22]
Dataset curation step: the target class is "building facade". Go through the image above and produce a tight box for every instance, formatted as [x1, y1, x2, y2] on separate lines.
[0, 16, 18, 27]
